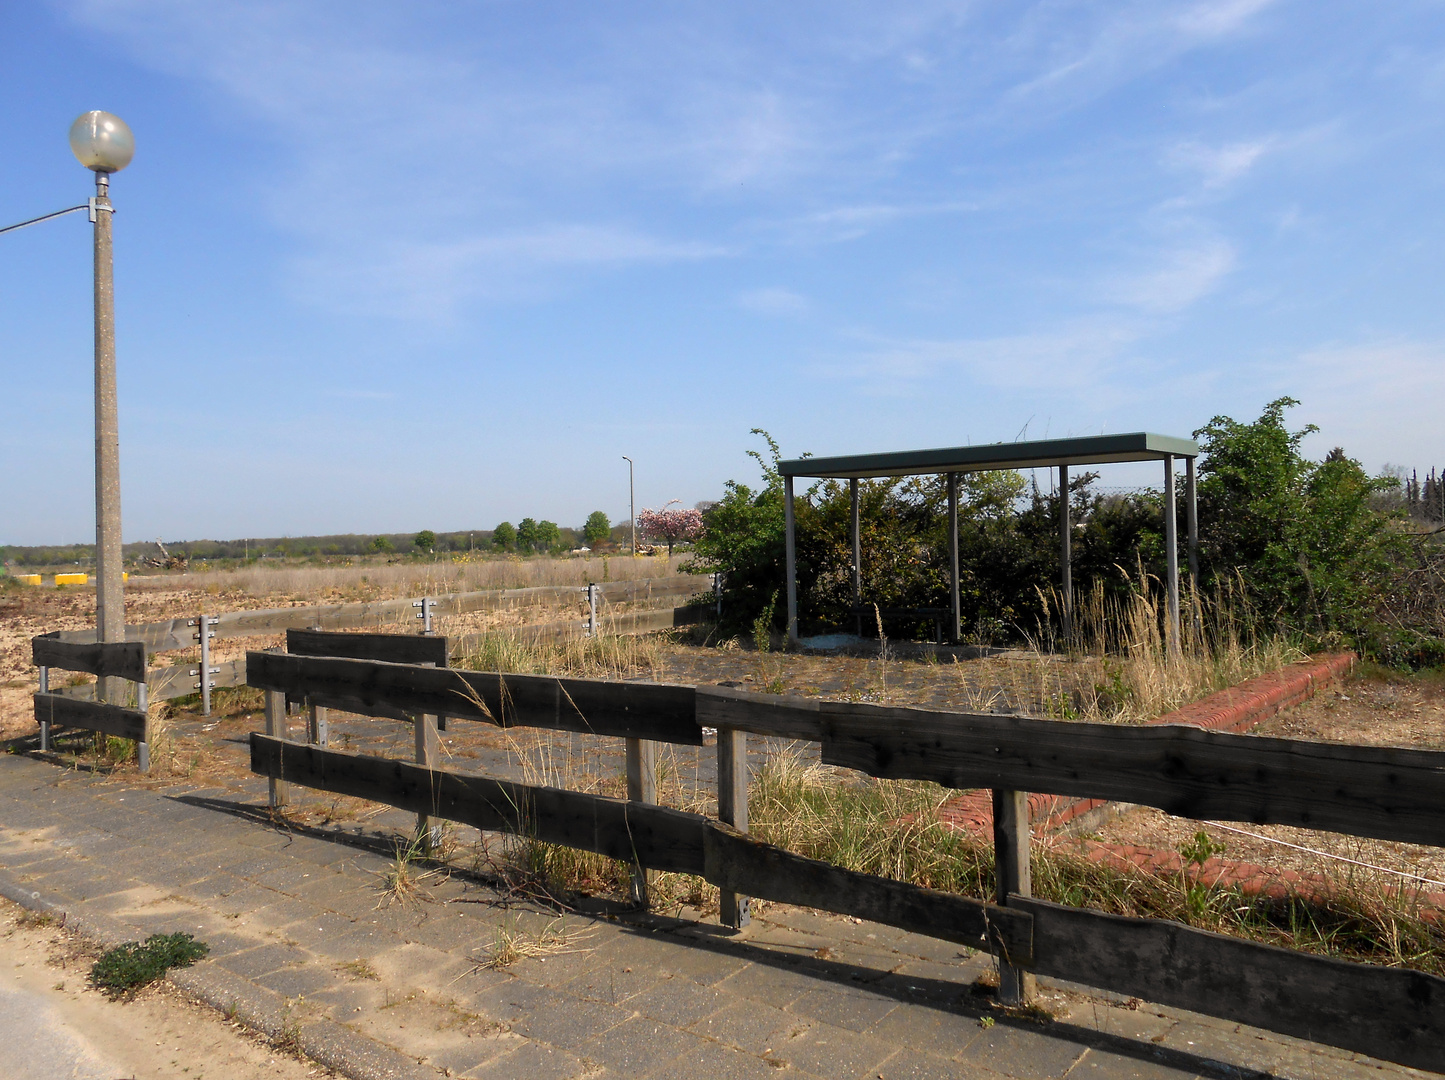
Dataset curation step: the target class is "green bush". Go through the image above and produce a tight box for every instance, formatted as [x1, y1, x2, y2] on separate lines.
[90, 932, 209, 999]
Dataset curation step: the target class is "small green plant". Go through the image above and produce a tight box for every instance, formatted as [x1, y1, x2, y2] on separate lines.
[980, 1015, 995, 1029]
[90, 932, 209, 999]
[753, 590, 778, 654]
[1179, 830, 1227, 917]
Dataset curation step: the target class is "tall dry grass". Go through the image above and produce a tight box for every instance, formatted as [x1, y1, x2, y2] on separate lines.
[127, 554, 689, 602]
[456, 630, 670, 682]
[959, 574, 1306, 724]
[746, 743, 1445, 975]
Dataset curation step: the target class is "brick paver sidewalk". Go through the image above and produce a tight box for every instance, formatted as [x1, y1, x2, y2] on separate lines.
[0, 754, 1421, 1080]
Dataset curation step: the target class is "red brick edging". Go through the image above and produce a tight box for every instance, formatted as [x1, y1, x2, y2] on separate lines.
[934, 653, 1357, 836]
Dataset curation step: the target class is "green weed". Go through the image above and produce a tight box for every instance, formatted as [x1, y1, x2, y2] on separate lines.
[90, 933, 209, 999]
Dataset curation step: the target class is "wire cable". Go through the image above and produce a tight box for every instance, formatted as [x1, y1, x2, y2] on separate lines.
[1204, 821, 1445, 891]
[0, 204, 89, 237]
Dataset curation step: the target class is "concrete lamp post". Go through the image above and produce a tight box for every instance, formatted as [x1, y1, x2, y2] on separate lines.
[69, 110, 134, 688]
[622, 456, 636, 556]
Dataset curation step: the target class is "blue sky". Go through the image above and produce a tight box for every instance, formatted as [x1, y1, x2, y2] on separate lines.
[3, 1, 1444, 545]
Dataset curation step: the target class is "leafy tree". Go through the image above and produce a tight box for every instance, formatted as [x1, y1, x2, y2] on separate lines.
[684, 430, 787, 633]
[516, 518, 540, 553]
[370, 535, 394, 554]
[1194, 397, 1398, 639]
[638, 502, 705, 555]
[583, 510, 611, 546]
[491, 521, 516, 551]
[413, 529, 436, 552]
[536, 520, 562, 552]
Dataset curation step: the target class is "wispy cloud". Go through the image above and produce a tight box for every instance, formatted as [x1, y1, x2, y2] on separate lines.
[1167, 139, 1275, 189]
[737, 287, 810, 316]
[1103, 238, 1237, 313]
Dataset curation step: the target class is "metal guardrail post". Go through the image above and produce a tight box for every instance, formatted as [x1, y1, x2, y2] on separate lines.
[584, 582, 599, 637]
[413, 596, 435, 635]
[136, 677, 150, 773]
[189, 614, 219, 715]
[37, 665, 50, 752]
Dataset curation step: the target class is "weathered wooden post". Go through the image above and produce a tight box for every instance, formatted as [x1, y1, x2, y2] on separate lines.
[414, 709, 442, 850]
[264, 687, 289, 808]
[625, 737, 657, 905]
[717, 727, 750, 929]
[992, 788, 1035, 1004]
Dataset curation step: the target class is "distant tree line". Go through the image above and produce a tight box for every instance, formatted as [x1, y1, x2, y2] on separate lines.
[2, 511, 628, 569]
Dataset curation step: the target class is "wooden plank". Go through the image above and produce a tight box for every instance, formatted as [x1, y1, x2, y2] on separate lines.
[626, 738, 658, 904]
[287, 628, 448, 667]
[248, 734, 707, 873]
[704, 823, 1033, 963]
[244, 734, 1033, 962]
[265, 688, 289, 807]
[695, 686, 824, 741]
[815, 702, 1445, 848]
[32, 634, 146, 683]
[1014, 896, 1445, 1073]
[246, 652, 702, 745]
[33, 693, 146, 743]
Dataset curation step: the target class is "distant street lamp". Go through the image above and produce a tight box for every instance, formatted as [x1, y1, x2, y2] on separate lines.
[70, 111, 134, 687]
[622, 456, 636, 556]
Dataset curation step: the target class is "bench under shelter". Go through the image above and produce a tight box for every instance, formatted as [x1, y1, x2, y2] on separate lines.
[778, 432, 1200, 647]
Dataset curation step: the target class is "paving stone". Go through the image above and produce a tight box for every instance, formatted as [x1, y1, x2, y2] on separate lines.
[217, 941, 312, 979]
[774, 1019, 897, 1080]
[715, 957, 821, 1007]
[956, 1024, 1090, 1080]
[866, 997, 988, 1053]
[1065, 1047, 1201, 1080]
[627, 974, 731, 1027]
[507, 993, 632, 1049]
[558, 957, 658, 1007]
[255, 963, 341, 999]
[1058, 1001, 1178, 1044]
[688, 997, 813, 1056]
[581, 1013, 705, 1076]
[788, 984, 900, 1033]
[426, 1031, 525, 1078]
[647, 936, 753, 986]
[306, 925, 405, 962]
[876, 1044, 998, 1080]
[650, 1034, 792, 1080]
[460, 1039, 592, 1080]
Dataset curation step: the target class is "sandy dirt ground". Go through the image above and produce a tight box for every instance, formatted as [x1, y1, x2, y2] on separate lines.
[0, 895, 333, 1080]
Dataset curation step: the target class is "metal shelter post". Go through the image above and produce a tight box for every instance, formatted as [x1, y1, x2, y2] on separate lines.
[1164, 453, 1180, 649]
[850, 478, 861, 636]
[947, 472, 960, 643]
[1059, 464, 1072, 642]
[784, 474, 798, 647]
[1185, 456, 1199, 586]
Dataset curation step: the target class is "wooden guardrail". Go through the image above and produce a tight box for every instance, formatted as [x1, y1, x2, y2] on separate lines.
[31, 633, 151, 770]
[58, 577, 702, 652]
[244, 655, 1445, 1072]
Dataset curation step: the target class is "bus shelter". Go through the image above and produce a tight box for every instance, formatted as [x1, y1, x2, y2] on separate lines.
[778, 432, 1200, 647]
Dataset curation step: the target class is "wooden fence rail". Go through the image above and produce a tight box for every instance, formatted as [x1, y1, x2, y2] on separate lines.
[243, 653, 1445, 1072]
[59, 577, 702, 651]
[31, 634, 151, 769]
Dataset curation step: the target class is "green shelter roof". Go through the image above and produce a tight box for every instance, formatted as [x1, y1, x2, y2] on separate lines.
[779, 432, 1198, 480]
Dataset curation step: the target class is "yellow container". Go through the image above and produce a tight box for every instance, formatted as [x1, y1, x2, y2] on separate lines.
[15, 574, 41, 586]
[54, 573, 88, 585]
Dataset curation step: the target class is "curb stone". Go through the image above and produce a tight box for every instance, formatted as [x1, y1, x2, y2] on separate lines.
[0, 863, 438, 1080]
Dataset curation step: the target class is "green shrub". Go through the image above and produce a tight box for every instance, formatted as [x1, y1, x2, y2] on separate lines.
[90, 932, 209, 999]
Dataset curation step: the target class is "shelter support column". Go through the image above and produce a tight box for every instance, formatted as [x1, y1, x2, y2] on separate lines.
[1185, 456, 1198, 586]
[1059, 464, 1072, 642]
[947, 472, 960, 643]
[1164, 453, 1180, 649]
[850, 479, 861, 604]
[784, 474, 798, 647]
